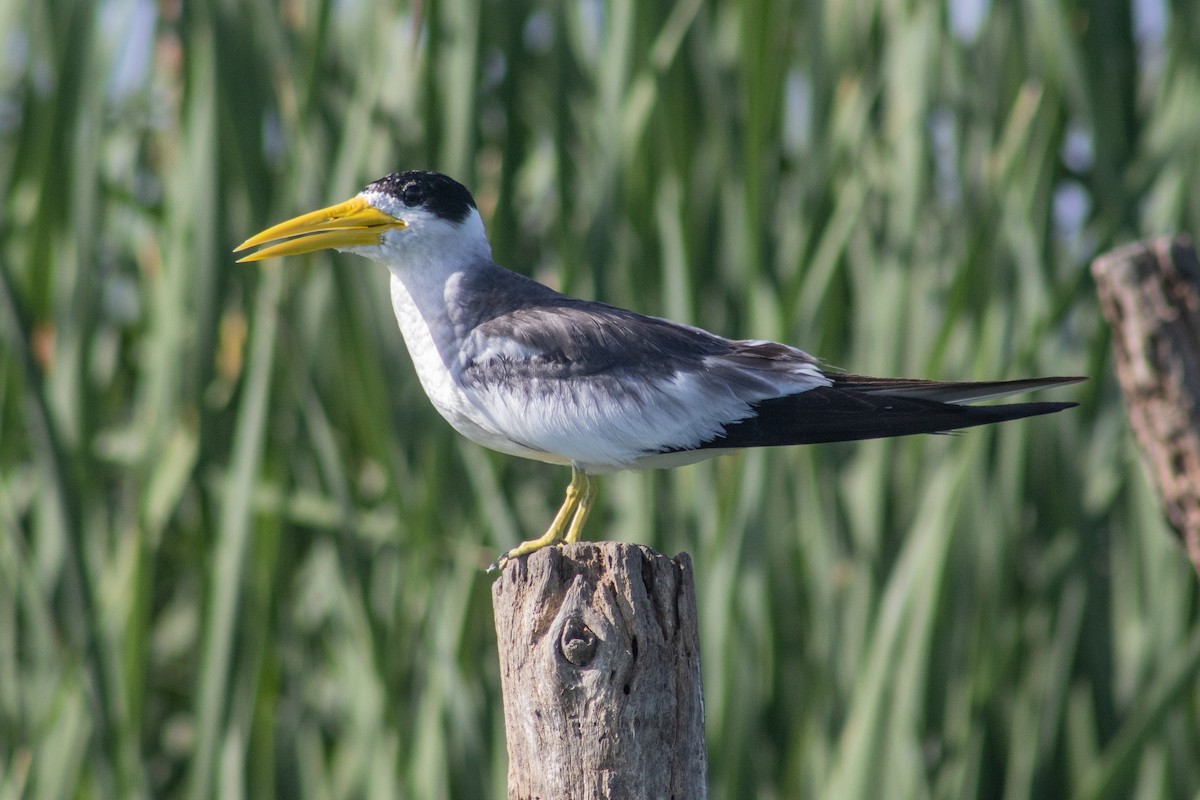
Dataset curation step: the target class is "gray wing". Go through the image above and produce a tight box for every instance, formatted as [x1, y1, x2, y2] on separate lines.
[449, 272, 829, 469]
[465, 301, 823, 389]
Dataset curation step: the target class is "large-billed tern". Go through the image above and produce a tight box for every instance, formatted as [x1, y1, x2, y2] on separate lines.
[236, 170, 1082, 569]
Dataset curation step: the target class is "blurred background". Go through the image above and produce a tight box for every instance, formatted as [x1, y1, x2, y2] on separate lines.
[2, 0, 1199, 797]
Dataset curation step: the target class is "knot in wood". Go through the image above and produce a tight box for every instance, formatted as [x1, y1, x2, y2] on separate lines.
[559, 616, 598, 667]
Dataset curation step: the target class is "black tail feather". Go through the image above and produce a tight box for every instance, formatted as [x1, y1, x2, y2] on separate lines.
[691, 376, 1082, 450]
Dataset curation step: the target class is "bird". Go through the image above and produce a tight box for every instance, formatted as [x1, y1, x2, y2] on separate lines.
[235, 170, 1083, 570]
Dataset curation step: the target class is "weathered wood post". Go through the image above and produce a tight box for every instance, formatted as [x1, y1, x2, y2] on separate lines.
[492, 542, 707, 799]
[1092, 235, 1200, 576]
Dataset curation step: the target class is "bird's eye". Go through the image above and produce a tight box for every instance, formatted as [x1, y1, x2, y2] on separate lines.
[401, 183, 425, 207]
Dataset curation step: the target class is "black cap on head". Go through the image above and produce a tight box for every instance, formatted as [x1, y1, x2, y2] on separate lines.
[365, 171, 477, 224]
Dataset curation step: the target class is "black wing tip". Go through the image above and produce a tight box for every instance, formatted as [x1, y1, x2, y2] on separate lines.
[825, 373, 1088, 406]
[976, 400, 1078, 419]
[690, 391, 1081, 451]
[1033, 376, 1088, 387]
[831, 373, 1089, 389]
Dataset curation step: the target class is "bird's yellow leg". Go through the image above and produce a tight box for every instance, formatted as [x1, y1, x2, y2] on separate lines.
[563, 472, 598, 543]
[488, 467, 590, 571]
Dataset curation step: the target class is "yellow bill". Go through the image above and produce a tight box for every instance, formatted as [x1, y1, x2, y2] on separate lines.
[234, 196, 406, 263]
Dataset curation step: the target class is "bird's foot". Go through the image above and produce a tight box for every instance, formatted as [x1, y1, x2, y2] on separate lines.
[487, 468, 598, 573]
[487, 535, 561, 573]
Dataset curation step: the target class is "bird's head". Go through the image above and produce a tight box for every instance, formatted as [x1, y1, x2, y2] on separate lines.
[235, 170, 490, 268]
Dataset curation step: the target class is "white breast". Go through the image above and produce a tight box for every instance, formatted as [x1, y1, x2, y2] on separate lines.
[388, 275, 569, 465]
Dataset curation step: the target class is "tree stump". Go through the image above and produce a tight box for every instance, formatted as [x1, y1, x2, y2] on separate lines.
[1092, 235, 1200, 576]
[492, 542, 707, 800]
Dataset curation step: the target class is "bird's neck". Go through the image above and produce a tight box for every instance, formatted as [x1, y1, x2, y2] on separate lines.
[387, 257, 466, 342]
[386, 262, 469, 406]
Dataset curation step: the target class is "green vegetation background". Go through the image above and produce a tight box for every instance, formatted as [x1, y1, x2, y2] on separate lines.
[2, 0, 1199, 797]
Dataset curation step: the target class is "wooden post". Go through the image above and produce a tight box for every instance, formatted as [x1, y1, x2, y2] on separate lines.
[1092, 235, 1200, 576]
[492, 542, 707, 799]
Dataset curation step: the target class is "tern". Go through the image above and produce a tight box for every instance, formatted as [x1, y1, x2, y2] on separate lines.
[236, 170, 1082, 569]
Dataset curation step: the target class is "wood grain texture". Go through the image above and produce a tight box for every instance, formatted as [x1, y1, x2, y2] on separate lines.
[493, 542, 706, 799]
[1092, 235, 1200, 575]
